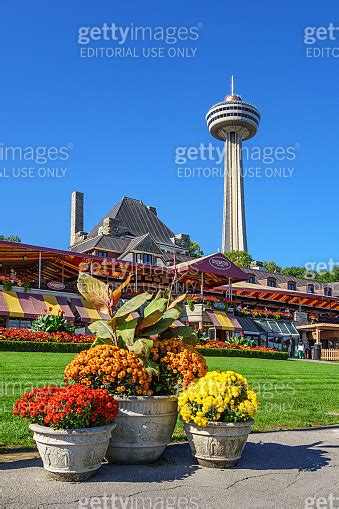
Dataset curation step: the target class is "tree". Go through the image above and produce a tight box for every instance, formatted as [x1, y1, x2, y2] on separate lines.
[188, 241, 204, 259]
[224, 251, 253, 268]
[0, 235, 21, 242]
[262, 261, 282, 273]
[281, 266, 306, 278]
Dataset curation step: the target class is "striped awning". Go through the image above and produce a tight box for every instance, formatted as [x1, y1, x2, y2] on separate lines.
[71, 297, 110, 323]
[207, 310, 236, 331]
[0, 291, 74, 321]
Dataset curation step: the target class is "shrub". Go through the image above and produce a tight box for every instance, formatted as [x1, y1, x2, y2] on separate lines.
[0, 340, 92, 353]
[179, 370, 257, 427]
[14, 384, 118, 429]
[31, 310, 75, 333]
[196, 347, 288, 360]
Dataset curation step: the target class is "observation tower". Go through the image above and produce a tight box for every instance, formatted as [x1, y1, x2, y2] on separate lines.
[206, 77, 260, 252]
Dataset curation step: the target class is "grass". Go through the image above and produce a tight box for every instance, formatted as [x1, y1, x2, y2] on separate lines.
[1, 352, 339, 449]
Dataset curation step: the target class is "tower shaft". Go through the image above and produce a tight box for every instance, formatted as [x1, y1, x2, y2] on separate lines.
[222, 132, 247, 252]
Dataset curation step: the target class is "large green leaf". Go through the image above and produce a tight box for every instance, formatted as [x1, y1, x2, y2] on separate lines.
[128, 338, 153, 356]
[137, 310, 163, 331]
[144, 298, 167, 317]
[114, 293, 152, 319]
[88, 320, 115, 340]
[77, 273, 111, 315]
[142, 308, 180, 336]
[116, 318, 138, 346]
[90, 336, 113, 348]
[167, 293, 187, 311]
[139, 356, 160, 376]
[159, 325, 194, 339]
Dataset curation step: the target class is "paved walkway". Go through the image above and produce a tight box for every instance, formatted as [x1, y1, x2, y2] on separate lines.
[1, 426, 339, 509]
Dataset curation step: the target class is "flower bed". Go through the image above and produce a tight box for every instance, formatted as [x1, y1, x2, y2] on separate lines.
[238, 309, 293, 320]
[0, 327, 93, 344]
[196, 346, 288, 360]
[199, 341, 276, 352]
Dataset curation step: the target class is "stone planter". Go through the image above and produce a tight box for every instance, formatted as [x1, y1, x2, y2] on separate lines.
[105, 395, 178, 464]
[29, 423, 115, 481]
[183, 419, 253, 468]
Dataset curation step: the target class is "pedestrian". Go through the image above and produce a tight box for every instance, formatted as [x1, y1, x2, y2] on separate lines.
[304, 339, 310, 359]
[297, 341, 305, 359]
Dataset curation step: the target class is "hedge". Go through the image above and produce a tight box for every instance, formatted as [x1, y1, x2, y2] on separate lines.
[196, 347, 289, 360]
[0, 340, 92, 353]
[0, 341, 288, 359]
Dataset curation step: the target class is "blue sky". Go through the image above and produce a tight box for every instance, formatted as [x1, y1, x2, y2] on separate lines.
[0, 1, 338, 267]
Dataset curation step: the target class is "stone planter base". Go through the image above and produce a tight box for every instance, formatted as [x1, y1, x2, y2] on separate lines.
[106, 396, 178, 464]
[29, 423, 115, 481]
[183, 419, 253, 468]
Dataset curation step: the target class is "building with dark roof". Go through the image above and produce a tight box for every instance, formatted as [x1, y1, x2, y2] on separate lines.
[70, 192, 194, 266]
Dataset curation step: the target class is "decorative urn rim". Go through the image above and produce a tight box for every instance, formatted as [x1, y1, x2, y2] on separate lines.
[113, 395, 178, 401]
[29, 423, 116, 435]
[183, 418, 254, 428]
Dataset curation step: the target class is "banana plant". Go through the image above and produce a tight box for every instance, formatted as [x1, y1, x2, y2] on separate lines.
[77, 272, 197, 374]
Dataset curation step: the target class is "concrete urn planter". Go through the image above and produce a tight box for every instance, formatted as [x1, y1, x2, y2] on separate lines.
[105, 395, 178, 464]
[183, 419, 253, 468]
[29, 423, 115, 481]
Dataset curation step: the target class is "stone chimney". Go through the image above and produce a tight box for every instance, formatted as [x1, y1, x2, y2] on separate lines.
[70, 191, 86, 247]
[147, 205, 157, 216]
[98, 217, 119, 236]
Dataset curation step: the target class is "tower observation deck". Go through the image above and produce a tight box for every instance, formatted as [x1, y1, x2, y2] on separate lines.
[206, 77, 260, 252]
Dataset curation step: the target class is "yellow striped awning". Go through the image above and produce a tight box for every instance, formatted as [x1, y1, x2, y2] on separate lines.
[207, 310, 234, 331]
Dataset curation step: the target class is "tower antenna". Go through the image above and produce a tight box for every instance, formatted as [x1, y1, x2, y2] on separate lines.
[231, 75, 234, 96]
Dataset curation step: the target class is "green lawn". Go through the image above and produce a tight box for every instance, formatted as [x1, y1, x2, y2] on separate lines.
[1, 352, 339, 449]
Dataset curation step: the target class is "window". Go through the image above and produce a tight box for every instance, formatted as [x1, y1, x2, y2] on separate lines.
[248, 275, 255, 284]
[135, 253, 154, 265]
[288, 282, 296, 291]
[7, 319, 31, 329]
[324, 287, 332, 296]
[307, 284, 314, 294]
[267, 278, 277, 288]
[97, 251, 108, 257]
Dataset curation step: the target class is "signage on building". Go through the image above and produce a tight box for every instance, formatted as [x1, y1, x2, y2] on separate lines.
[47, 281, 65, 291]
[293, 311, 308, 326]
[213, 301, 226, 310]
[208, 256, 231, 271]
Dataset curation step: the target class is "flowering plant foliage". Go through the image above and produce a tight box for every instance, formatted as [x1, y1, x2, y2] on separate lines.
[64, 345, 153, 396]
[31, 309, 75, 333]
[179, 371, 257, 427]
[197, 341, 276, 352]
[13, 384, 118, 429]
[0, 327, 93, 344]
[65, 341, 208, 396]
[150, 339, 207, 394]
[239, 309, 292, 320]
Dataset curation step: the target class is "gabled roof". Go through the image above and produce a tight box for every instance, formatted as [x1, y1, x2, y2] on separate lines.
[118, 233, 164, 259]
[88, 197, 176, 245]
[72, 235, 130, 254]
